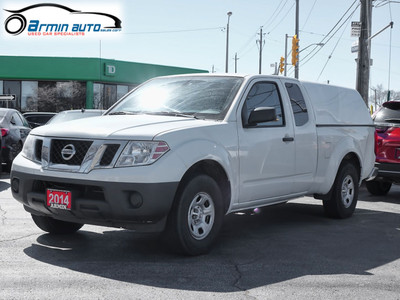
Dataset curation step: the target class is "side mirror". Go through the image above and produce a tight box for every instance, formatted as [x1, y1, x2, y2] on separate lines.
[248, 107, 277, 126]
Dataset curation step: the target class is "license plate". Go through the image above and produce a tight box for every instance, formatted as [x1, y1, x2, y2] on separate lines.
[46, 189, 72, 210]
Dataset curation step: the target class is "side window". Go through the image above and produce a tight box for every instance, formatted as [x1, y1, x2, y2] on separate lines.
[285, 82, 309, 126]
[12, 113, 24, 126]
[242, 82, 284, 127]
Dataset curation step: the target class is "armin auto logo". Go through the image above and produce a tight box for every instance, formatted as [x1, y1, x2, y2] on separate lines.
[4, 3, 122, 37]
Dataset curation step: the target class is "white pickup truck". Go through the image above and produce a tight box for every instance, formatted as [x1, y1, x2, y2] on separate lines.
[11, 74, 376, 255]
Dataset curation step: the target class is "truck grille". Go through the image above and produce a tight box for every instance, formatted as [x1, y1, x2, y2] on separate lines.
[100, 144, 120, 166]
[33, 137, 123, 172]
[51, 139, 93, 165]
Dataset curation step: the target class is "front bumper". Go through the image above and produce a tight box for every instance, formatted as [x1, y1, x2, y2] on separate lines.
[11, 170, 179, 232]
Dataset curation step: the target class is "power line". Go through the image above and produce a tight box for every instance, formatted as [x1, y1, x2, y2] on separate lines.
[236, 0, 292, 58]
[262, 0, 288, 29]
[236, 0, 285, 56]
[301, 0, 318, 30]
[375, 0, 400, 7]
[266, 2, 296, 35]
[317, 16, 351, 80]
[387, 1, 393, 96]
[300, 1, 359, 66]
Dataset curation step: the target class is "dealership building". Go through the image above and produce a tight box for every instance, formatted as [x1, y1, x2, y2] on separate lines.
[0, 56, 207, 112]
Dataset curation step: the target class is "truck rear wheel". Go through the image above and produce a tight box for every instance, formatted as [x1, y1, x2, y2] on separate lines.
[365, 180, 392, 196]
[31, 214, 83, 234]
[323, 162, 359, 219]
[163, 174, 224, 256]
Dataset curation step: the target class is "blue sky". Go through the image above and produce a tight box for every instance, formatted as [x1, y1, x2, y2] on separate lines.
[1, 0, 399, 94]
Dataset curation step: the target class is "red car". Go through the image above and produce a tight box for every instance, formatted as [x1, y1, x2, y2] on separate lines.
[367, 101, 400, 195]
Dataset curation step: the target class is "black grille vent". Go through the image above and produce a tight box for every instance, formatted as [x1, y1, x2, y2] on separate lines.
[51, 139, 93, 165]
[100, 144, 120, 166]
[34, 139, 43, 161]
[32, 180, 105, 201]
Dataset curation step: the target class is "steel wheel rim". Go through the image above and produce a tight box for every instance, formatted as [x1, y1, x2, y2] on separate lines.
[341, 174, 354, 208]
[187, 192, 215, 240]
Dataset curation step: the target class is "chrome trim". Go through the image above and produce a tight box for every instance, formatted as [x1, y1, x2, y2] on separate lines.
[365, 167, 379, 182]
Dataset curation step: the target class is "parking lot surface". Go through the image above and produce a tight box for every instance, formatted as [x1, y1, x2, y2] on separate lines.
[1, 172, 399, 299]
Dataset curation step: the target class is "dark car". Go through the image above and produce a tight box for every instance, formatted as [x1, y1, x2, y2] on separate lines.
[0, 108, 31, 171]
[366, 101, 400, 195]
[46, 109, 105, 124]
[23, 112, 56, 128]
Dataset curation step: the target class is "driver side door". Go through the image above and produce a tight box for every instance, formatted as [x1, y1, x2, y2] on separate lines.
[237, 80, 296, 203]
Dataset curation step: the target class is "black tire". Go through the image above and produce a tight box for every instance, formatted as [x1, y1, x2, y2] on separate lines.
[365, 180, 392, 196]
[163, 174, 224, 256]
[323, 162, 359, 219]
[31, 214, 83, 234]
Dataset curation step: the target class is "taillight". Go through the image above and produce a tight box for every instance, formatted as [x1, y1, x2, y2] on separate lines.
[374, 130, 378, 155]
[1, 128, 8, 137]
[385, 127, 400, 135]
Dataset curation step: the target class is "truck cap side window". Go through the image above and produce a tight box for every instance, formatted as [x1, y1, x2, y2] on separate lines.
[285, 82, 309, 126]
[242, 82, 284, 128]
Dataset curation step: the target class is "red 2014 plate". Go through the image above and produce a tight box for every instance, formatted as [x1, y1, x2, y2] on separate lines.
[46, 189, 72, 210]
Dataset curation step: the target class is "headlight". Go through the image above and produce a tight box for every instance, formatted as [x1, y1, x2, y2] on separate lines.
[116, 141, 169, 167]
[21, 134, 37, 161]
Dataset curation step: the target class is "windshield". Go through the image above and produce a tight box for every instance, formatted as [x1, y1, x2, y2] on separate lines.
[108, 76, 243, 120]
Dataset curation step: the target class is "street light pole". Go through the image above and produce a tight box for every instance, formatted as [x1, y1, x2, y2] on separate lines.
[225, 11, 232, 73]
[299, 43, 324, 53]
[294, 0, 299, 79]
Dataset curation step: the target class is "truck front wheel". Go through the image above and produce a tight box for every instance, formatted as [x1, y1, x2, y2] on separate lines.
[163, 174, 224, 256]
[31, 214, 83, 234]
[323, 162, 359, 219]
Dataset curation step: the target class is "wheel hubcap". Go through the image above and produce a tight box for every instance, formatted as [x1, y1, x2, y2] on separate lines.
[188, 192, 215, 240]
[341, 175, 354, 208]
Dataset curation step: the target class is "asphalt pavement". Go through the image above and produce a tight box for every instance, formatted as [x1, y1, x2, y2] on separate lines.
[1, 172, 399, 300]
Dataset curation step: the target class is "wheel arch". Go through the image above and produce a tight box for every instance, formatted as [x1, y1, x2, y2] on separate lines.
[341, 152, 361, 181]
[315, 151, 361, 201]
[175, 159, 231, 215]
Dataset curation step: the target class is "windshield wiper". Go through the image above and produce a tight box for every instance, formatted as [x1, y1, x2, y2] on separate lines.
[146, 111, 199, 119]
[108, 111, 138, 115]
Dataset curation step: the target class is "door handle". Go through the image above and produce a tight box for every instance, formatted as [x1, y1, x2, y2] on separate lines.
[282, 136, 294, 142]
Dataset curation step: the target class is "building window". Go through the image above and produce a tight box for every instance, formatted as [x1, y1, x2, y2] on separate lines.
[38, 81, 86, 112]
[117, 85, 129, 101]
[93, 83, 104, 109]
[104, 84, 117, 108]
[1, 81, 21, 109]
[93, 83, 137, 109]
[22, 81, 39, 112]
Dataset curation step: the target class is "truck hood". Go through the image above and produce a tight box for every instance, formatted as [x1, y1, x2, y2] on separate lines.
[30, 114, 216, 140]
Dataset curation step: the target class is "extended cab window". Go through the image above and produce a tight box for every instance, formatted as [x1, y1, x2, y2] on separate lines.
[242, 82, 284, 127]
[285, 82, 309, 126]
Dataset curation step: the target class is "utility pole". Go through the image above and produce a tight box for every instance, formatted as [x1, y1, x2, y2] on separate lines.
[284, 34, 288, 76]
[257, 27, 265, 74]
[356, 0, 372, 106]
[225, 12, 232, 73]
[234, 53, 239, 73]
[294, 0, 299, 79]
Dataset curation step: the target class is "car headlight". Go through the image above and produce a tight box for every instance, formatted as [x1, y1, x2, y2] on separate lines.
[21, 134, 38, 162]
[116, 141, 169, 167]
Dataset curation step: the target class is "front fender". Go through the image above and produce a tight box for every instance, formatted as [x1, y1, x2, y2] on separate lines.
[158, 123, 239, 207]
